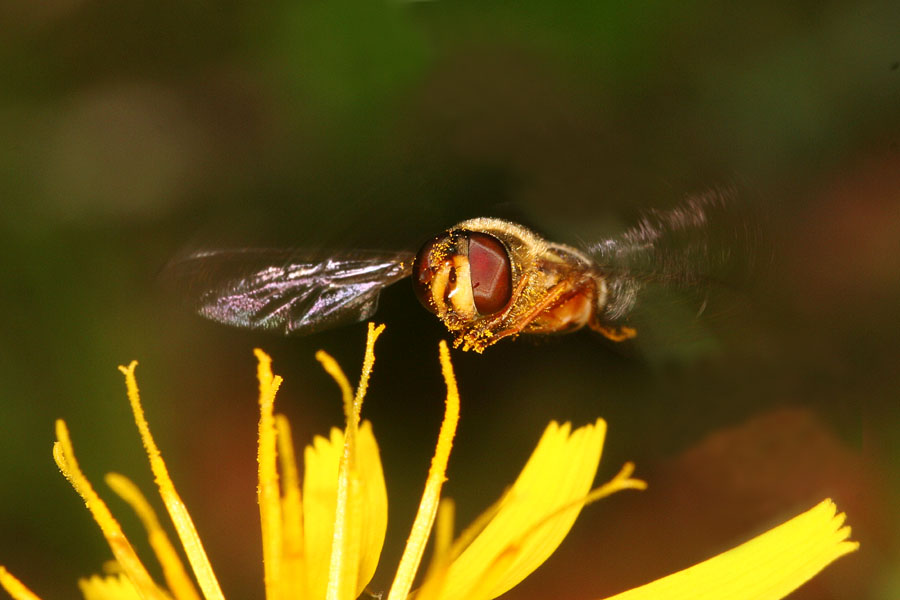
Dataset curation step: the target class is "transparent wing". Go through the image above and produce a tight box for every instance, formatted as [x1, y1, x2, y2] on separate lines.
[163, 248, 415, 335]
[587, 189, 764, 321]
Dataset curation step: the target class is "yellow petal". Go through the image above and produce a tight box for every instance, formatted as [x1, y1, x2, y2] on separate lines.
[355, 420, 388, 592]
[77, 574, 142, 600]
[417, 495, 504, 600]
[300, 421, 387, 600]
[603, 498, 858, 600]
[303, 427, 344, 600]
[433, 419, 608, 600]
[0, 566, 44, 600]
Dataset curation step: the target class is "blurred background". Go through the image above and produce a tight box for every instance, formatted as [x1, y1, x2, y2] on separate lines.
[1, 1, 898, 598]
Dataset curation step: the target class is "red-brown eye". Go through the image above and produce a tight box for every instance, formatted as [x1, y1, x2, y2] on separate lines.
[467, 232, 512, 315]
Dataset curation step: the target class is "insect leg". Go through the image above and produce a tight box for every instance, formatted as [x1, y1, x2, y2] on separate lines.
[589, 322, 637, 342]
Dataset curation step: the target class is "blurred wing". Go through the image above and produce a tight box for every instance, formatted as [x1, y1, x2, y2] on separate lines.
[588, 189, 763, 321]
[163, 248, 415, 335]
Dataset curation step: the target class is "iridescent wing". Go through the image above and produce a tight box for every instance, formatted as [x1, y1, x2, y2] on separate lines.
[587, 190, 764, 321]
[163, 248, 415, 335]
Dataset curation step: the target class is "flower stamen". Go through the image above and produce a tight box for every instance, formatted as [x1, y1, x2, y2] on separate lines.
[53, 420, 167, 600]
[584, 461, 647, 501]
[0, 567, 43, 600]
[254, 349, 286, 600]
[415, 500, 457, 600]
[327, 323, 385, 600]
[104, 473, 201, 600]
[387, 340, 461, 600]
[118, 361, 224, 600]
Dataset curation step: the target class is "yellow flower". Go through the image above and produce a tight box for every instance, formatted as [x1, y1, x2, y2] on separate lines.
[0, 324, 858, 600]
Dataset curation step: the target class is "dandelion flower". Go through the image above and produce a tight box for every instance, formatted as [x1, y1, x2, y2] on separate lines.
[0, 324, 857, 600]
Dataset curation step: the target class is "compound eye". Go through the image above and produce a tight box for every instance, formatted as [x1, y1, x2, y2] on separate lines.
[467, 232, 512, 315]
[412, 233, 450, 315]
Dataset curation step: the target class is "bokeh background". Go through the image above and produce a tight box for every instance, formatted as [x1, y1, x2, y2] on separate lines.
[1, 1, 898, 598]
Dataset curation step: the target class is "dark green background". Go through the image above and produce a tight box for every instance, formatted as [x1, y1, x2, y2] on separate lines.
[1, 1, 898, 598]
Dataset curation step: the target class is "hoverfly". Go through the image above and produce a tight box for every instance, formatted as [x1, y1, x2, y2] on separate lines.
[166, 193, 746, 352]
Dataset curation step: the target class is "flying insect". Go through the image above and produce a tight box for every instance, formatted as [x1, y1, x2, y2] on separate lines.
[166, 193, 747, 352]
